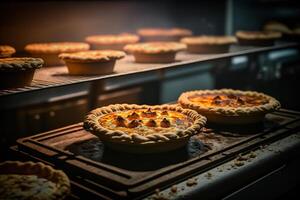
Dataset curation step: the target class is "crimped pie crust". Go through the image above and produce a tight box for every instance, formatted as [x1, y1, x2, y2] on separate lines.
[0, 45, 16, 57]
[84, 104, 206, 145]
[25, 42, 90, 54]
[0, 57, 44, 71]
[137, 28, 192, 37]
[181, 36, 237, 45]
[59, 50, 125, 63]
[236, 31, 282, 40]
[124, 42, 187, 54]
[0, 161, 70, 200]
[85, 34, 139, 44]
[178, 89, 280, 124]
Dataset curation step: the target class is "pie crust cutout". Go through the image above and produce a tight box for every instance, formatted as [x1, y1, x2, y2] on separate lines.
[178, 89, 280, 125]
[236, 31, 281, 46]
[84, 104, 206, 153]
[59, 50, 125, 75]
[0, 57, 44, 89]
[181, 36, 237, 54]
[85, 34, 140, 50]
[0, 45, 16, 58]
[0, 161, 70, 200]
[137, 28, 192, 41]
[124, 42, 186, 63]
[25, 42, 90, 66]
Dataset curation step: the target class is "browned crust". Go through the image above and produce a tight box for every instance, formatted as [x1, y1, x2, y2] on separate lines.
[84, 104, 206, 145]
[25, 42, 90, 54]
[236, 31, 282, 40]
[85, 34, 140, 45]
[124, 42, 187, 54]
[0, 45, 16, 57]
[181, 36, 237, 45]
[0, 161, 70, 200]
[0, 57, 44, 71]
[137, 28, 192, 37]
[178, 89, 280, 124]
[59, 50, 125, 63]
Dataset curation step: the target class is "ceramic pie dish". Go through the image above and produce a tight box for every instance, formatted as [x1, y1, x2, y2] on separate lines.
[181, 36, 237, 54]
[124, 42, 186, 63]
[84, 104, 206, 153]
[178, 89, 280, 125]
[59, 50, 125, 75]
[0, 45, 16, 58]
[0, 57, 43, 89]
[137, 28, 192, 42]
[85, 33, 140, 50]
[0, 161, 70, 200]
[25, 42, 90, 66]
[236, 31, 281, 46]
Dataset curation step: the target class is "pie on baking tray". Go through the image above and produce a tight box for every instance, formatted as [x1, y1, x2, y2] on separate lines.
[84, 104, 206, 153]
[0, 161, 70, 200]
[178, 89, 281, 125]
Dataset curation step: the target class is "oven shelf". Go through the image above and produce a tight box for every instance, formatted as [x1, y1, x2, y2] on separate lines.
[0, 42, 299, 99]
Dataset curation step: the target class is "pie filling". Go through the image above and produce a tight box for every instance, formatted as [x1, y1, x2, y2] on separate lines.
[188, 93, 269, 108]
[98, 109, 193, 136]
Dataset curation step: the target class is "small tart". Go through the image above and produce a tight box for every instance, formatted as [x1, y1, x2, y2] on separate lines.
[181, 36, 237, 54]
[59, 50, 125, 75]
[25, 42, 90, 66]
[137, 28, 193, 41]
[124, 42, 186, 63]
[0, 45, 16, 58]
[178, 89, 280, 125]
[263, 21, 292, 34]
[0, 161, 70, 200]
[0, 57, 44, 89]
[236, 31, 281, 46]
[85, 34, 139, 50]
[84, 104, 206, 153]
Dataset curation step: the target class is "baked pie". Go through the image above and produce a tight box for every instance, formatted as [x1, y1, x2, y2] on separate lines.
[59, 50, 125, 75]
[0, 45, 16, 58]
[0, 161, 70, 200]
[181, 36, 237, 54]
[84, 104, 206, 153]
[25, 42, 90, 66]
[85, 34, 140, 50]
[236, 31, 281, 46]
[263, 21, 300, 41]
[178, 89, 280, 125]
[0, 57, 43, 89]
[124, 42, 187, 63]
[137, 28, 193, 42]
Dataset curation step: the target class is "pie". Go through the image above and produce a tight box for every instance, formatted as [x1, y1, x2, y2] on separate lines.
[0, 57, 44, 89]
[84, 104, 206, 153]
[0, 161, 70, 200]
[180, 36, 237, 54]
[85, 33, 140, 50]
[236, 31, 281, 46]
[137, 28, 193, 42]
[263, 21, 292, 34]
[124, 42, 187, 63]
[178, 89, 281, 124]
[0, 45, 16, 58]
[59, 50, 125, 75]
[25, 42, 90, 66]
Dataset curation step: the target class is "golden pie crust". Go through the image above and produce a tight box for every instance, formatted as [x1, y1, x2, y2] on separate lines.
[263, 21, 292, 34]
[178, 89, 280, 124]
[124, 42, 186, 63]
[25, 42, 90, 66]
[0, 57, 44, 89]
[137, 28, 192, 41]
[59, 50, 125, 75]
[181, 36, 237, 54]
[0, 45, 16, 58]
[0, 161, 70, 200]
[236, 31, 281, 46]
[84, 104, 206, 153]
[85, 34, 139, 50]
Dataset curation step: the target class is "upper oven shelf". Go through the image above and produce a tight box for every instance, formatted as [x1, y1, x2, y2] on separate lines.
[0, 42, 299, 99]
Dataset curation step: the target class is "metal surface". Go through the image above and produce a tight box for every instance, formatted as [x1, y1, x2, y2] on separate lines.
[1, 43, 298, 98]
[14, 109, 300, 199]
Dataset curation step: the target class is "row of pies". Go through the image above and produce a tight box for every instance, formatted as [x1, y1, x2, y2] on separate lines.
[84, 89, 281, 153]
